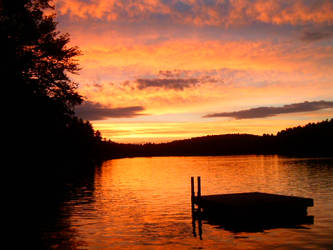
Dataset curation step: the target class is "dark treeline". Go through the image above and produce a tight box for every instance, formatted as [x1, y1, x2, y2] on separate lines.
[99, 119, 333, 158]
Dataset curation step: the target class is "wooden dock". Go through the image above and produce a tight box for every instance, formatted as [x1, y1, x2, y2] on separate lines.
[191, 176, 314, 233]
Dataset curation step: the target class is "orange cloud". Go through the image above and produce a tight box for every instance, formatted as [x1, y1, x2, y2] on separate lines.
[56, 0, 170, 21]
[73, 38, 333, 74]
[56, 0, 333, 26]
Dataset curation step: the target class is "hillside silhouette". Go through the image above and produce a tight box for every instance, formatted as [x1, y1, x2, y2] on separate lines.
[99, 119, 333, 158]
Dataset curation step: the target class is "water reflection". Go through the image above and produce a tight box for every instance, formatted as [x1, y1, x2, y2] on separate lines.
[37, 167, 98, 249]
[192, 210, 314, 236]
[40, 156, 333, 249]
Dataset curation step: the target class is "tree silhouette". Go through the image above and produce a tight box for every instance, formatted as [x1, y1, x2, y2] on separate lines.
[1, 0, 82, 110]
[1, 0, 103, 177]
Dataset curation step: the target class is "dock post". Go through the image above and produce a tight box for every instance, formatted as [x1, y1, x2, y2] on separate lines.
[197, 176, 202, 216]
[191, 177, 195, 213]
[191, 177, 195, 199]
[197, 176, 201, 198]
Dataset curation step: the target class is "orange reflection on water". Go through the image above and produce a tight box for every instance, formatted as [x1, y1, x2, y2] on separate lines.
[60, 156, 333, 249]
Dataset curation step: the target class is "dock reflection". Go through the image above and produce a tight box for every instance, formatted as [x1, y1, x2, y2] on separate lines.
[192, 210, 314, 236]
[192, 211, 203, 239]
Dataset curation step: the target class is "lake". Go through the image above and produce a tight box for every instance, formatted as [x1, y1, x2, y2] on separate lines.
[40, 155, 333, 249]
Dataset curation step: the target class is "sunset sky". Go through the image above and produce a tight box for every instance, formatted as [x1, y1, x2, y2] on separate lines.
[54, 0, 333, 143]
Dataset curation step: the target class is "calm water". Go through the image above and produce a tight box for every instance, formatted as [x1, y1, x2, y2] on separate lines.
[42, 155, 333, 249]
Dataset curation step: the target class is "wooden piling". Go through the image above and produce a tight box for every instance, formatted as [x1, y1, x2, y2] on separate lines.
[191, 177, 195, 199]
[197, 176, 201, 198]
[191, 177, 195, 213]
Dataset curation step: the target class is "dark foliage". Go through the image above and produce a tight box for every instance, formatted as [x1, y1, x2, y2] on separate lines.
[2, 0, 82, 107]
[1, 0, 103, 179]
[275, 118, 333, 156]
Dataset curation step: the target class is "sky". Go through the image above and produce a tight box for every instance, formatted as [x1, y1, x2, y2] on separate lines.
[54, 0, 333, 143]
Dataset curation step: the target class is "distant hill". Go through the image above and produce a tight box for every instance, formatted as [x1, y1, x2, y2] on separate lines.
[99, 119, 333, 158]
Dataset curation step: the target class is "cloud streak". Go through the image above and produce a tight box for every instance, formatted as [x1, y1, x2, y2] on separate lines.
[204, 101, 333, 119]
[136, 78, 199, 90]
[75, 101, 145, 120]
[135, 70, 219, 90]
[301, 30, 333, 42]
